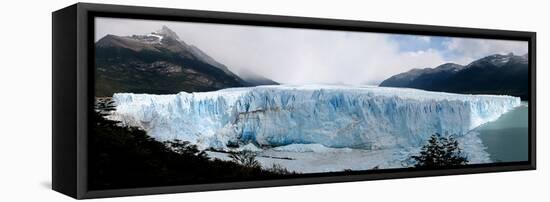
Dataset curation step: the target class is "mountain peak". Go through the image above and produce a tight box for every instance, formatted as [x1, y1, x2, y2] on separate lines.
[379, 53, 528, 99]
[154, 25, 180, 40]
[437, 63, 462, 68]
[472, 53, 527, 67]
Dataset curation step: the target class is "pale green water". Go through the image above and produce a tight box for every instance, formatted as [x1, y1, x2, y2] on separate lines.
[475, 102, 529, 162]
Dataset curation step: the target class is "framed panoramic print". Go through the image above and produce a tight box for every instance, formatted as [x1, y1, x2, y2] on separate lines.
[52, 3, 536, 199]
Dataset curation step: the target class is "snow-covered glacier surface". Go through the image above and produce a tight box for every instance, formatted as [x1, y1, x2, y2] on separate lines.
[109, 85, 520, 172]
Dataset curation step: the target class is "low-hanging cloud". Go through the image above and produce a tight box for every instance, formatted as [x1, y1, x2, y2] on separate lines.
[444, 38, 528, 64]
[95, 17, 528, 85]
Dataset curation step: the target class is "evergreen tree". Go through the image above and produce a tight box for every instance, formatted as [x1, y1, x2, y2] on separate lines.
[410, 133, 468, 168]
[228, 150, 260, 168]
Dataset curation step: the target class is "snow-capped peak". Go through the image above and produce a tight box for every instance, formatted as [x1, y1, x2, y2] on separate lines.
[153, 25, 180, 40]
[146, 33, 164, 44]
[490, 54, 510, 66]
[470, 53, 520, 68]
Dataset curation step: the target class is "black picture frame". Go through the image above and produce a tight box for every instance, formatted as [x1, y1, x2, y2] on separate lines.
[52, 2, 536, 199]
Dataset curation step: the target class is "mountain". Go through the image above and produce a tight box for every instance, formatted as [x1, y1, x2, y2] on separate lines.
[236, 69, 279, 86]
[379, 63, 464, 88]
[95, 26, 250, 96]
[379, 53, 529, 100]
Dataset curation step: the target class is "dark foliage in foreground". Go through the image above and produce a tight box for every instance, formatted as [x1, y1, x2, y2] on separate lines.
[229, 150, 261, 168]
[89, 112, 292, 190]
[409, 133, 469, 168]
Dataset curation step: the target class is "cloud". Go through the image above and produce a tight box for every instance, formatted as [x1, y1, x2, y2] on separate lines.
[418, 36, 431, 42]
[443, 38, 528, 64]
[95, 17, 526, 85]
[189, 29, 446, 85]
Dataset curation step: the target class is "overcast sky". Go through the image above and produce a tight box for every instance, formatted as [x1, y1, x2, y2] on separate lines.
[95, 17, 528, 85]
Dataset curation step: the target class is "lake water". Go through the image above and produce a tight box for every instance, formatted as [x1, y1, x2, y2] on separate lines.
[475, 102, 529, 163]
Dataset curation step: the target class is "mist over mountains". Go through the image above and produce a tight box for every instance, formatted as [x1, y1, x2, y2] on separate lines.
[95, 25, 528, 100]
[95, 26, 277, 97]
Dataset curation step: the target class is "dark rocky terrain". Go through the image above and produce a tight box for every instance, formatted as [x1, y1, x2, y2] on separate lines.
[95, 26, 270, 96]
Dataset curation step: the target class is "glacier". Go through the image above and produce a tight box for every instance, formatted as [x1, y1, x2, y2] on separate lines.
[109, 85, 521, 152]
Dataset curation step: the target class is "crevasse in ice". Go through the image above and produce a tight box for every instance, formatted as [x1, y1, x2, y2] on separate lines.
[110, 85, 521, 150]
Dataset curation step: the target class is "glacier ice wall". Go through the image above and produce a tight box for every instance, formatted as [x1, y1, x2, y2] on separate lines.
[110, 85, 521, 150]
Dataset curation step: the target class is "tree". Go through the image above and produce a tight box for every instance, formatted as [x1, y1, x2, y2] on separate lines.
[409, 133, 468, 168]
[228, 150, 260, 168]
[89, 110, 292, 190]
[266, 163, 294, 175]
[164, 139, 208, 159]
